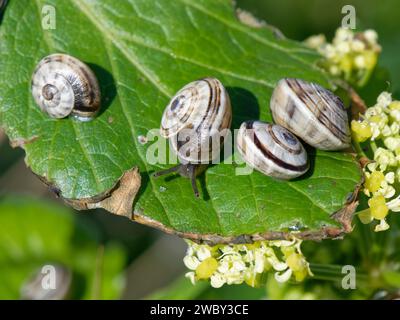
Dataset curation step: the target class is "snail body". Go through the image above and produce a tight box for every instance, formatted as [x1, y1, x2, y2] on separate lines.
[237, 121, 309, 180]
[31, 53, 100, 121]
[155, 78, 232, 197]
[270, 78, 350, 150]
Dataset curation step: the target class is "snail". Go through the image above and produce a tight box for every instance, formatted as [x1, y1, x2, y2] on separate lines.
[154, 77, 232, 197]
[20, 264, 72, 300]
[236, 121, 309, 179]
[31, 53, 101, 121]
[270, 78, 351, 151]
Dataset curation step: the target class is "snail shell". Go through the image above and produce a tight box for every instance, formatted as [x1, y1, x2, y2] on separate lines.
[160, 77, 232, 164]
[20, 264, 72, 300]
[270, 78, 350, 150]
[237, 121, 309, 179]
[31, 54, 101, 121]
[155, 78, 231, 197]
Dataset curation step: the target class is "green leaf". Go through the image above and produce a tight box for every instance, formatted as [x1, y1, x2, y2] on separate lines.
[0, 196, 126, 299]
[0, 0, 362, 243]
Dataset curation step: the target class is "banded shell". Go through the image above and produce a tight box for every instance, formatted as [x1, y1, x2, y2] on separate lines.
[270, 78, 350, 150]
[160, 77, 232, 164]
[237, 121, 309, 179]
[31, 53, 101, 121]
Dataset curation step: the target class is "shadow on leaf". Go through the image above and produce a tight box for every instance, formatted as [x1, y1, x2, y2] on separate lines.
[87, 63, 116, 118]
[226, 87, 260, 129]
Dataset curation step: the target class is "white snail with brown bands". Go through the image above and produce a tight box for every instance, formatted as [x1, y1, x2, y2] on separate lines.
[270, 78, 351, 151]
[153, 77, 232, 198]
[237, 121, 309, 179]
[31, 53, 101, 121]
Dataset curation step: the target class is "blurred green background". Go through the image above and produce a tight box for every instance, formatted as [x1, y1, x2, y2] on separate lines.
[1, 0, 399, 299]
[237, 0, 400, 98]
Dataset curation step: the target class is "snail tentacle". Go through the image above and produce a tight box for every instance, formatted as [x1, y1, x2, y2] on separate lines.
[154, 77, 232, 198]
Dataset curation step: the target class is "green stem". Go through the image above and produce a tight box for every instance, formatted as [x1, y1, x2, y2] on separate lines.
[357, 68, 373, 88]
[92, 245, 105, 300]
[310, 263, 369, 286]
[372, 219, 391, 266]
[356, 220, 374, 266]
[354, 208, 371, 216]
[352, 140, 367, 158]
[370, 140, 378, 153]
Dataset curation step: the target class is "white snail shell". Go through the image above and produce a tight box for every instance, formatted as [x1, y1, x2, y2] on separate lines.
[160, 77, 232, 164]
[237, 121, 309, 179]
[270, 78, 350, 151]
[31, 53, 101, 121]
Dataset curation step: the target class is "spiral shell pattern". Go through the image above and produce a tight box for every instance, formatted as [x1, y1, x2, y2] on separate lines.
[237, 121, 309, 179]
[160, 78, 232, 163]
[270, 78, 350, 150]
[31, 54, 100, 120]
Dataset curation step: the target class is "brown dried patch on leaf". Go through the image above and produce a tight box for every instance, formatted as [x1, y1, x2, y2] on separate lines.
[133, 179, 362, 246]
[236, 8, 266, 28]
[65, 167, 141, 217]
[235, 8, 285, 39]
[99, 167, 141, 216]
[9, 135, 39, 148]
[359, 157, 373, 168]
[331, 200, 358, 234]
[35, 160, 361, 245]
[37, 167, 141, 218]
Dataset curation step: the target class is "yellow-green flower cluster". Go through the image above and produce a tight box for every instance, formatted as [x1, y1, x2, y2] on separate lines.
[183, 238, 312, 288]
[304, 28, 381, 86]
[351, 92, 400, 231]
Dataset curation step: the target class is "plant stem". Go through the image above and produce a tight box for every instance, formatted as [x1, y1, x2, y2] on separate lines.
[370, 140, 378, 153]
[92, 245, 105, 300]
[352, 140, 367, 158]
[310, 263, 369, 286]
[359, 221, 374, 265]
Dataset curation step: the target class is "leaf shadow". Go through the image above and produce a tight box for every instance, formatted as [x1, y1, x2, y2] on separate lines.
[133, 171, 150, 210]
[0, 0, 8, 24]
[135, 87, 260, 203]
[291, 144, 317, 181]
[226, 86, 316, 182]
[198, 167, 211, 201]
[86, 63, 116, 118]
[220, 86, 260, 164]
[226, 86, 260, 129]
[138, 167, 212, 201]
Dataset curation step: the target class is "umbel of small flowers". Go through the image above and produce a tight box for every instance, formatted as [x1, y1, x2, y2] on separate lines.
[183, 238, 312, 288]
[351, 92, 400, 232]
[304, 27, 381, 87]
